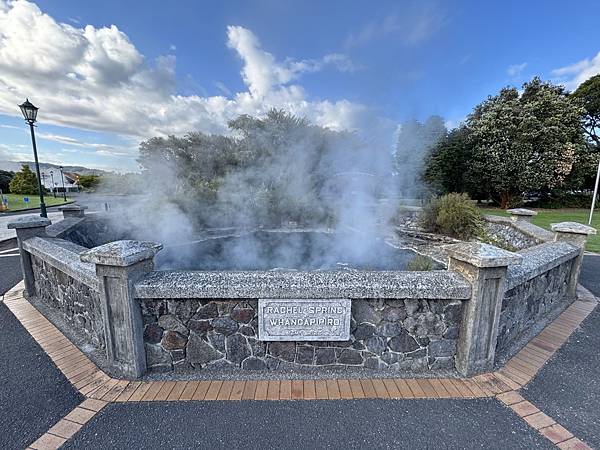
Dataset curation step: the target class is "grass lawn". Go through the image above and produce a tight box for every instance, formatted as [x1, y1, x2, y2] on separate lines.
[481, 207, 600, 253]
[0, 193, 71, 212]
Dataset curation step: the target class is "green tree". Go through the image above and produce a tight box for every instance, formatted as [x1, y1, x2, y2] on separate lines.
[0, 169, 14, 193]
[468, 78, 585, 208]
[395, 116, 446, 198]
[424, 126, 481, 196]
[9, 164, 39, 195]
[573, 74, 600, 146]
[78, 174, 101, 190]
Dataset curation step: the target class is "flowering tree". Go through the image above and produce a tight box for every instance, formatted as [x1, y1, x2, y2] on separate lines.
[467, 78, 585, 208]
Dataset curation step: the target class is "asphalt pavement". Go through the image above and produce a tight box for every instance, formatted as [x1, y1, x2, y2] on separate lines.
[0, 238, 21, 296]
[0, 301, 83, 449]
[521, 254, 600, 449]
[64, 398, 553, 450]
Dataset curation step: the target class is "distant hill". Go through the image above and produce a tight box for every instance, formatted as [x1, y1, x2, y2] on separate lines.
[0, 160, 110, 175]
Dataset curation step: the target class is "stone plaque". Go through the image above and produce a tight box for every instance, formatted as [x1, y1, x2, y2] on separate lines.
[258, 298, 351, 341]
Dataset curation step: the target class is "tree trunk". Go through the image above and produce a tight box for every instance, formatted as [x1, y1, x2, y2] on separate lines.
[500, 192, 509, 209]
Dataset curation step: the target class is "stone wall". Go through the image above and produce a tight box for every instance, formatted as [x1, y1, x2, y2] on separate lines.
[31, 254, 105, 350]
[496, 259, 571, 358]
[139, 297, 462, 373]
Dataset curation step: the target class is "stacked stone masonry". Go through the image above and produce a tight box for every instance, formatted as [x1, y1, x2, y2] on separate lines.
[496, 260, 571, 358]
[31, 254, 105, 350]
[140, 298, 462, 373]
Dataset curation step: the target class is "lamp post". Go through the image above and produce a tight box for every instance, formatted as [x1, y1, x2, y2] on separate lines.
[18, 99, 47, 218]
[49, 170, 56, 198]
[589, 156, 600, 225]
[59, 166, 67, 201]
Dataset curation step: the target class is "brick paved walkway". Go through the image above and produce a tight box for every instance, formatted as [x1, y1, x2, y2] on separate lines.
[1, 282, 597, 449]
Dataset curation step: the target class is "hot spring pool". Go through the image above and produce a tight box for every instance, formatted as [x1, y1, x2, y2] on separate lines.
[155, 230, 438, 271]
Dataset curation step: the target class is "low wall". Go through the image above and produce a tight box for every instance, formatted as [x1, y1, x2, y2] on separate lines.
[8, 213, 594, 379]
[483, 215, 553, 250]
[496, 242, 579, 358]
[139, 296, 463, 373]
[23, 237, 105, 350]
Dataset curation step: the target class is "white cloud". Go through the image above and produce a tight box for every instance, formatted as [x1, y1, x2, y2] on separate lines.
[507, 62, 527, 77]
[0, 0, 384, 160]
[551, 51, 600, 91]
[344, 7, 445, 49]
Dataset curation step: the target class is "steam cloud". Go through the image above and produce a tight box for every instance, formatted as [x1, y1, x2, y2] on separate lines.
[86, 112, 440, 271]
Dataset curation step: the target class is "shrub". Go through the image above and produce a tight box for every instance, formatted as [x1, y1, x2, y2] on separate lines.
[406, 254, 435, 271]
[420, 193, 483, 239]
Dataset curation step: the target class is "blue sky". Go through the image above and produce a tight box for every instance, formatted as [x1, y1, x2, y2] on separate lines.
[1, 0, 599, 172]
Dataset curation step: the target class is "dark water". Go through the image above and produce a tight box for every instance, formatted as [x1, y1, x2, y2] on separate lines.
[156, 231, 434, 271]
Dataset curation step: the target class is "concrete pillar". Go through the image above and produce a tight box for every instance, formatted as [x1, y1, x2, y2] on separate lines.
[58, 204, 88, 219]
[551, 222, 597, 300]
[81, 240, 162, 378]
[506, 208, 537, 223]
[446, 242, 522, 376]
[7, 215, 51, 297]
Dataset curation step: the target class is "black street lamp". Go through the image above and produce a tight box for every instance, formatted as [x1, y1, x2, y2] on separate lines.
[49, 170, 56, 198]
[18, 99, 47, 217]
[59, 166, 67, 201]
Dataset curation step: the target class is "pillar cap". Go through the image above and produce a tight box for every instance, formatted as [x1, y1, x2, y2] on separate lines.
[58, 204, 88, 211]
[81, 240, 163, 266]
[445, 242, 522, 268]
[507, 208, 537, 217]
[550, 222, 597, 236]
[7, 215, 51, 229]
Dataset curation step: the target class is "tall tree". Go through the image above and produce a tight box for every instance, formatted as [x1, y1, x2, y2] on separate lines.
[8, 164, 39, 195]
[468, 78, 585, 208]
[395, 115, 446, 198]
[0, 169, 14, 193]
[573, 74, 600, 146]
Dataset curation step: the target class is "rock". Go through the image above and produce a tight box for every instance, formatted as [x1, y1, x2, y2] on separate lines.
[428, 339, 457, 357]
[207, 359, 233, 370]
[443, 326, 459, 339]
[241, 356, 268, 370]
[265, 356, 280, 370]
[217, 302, 235, 316]
[430, 356, 454, 370]
[296, 346, 315, 364]
[231, 308, 254, 323]
[208, 331, 226, 353]
[364, 356, 383, 369]
[157, 314, 188, 335]
[188, 319, 212, 335]
[338, 349, 363, 365]
[352, 301, 381, 324]
[388, 331, 420, 353]
[365, 336, 386, 355]
[212, 317, 238, 335]
[145, 343, 172, 367]
[269, 342, 296, 362]
[193, 302, 218, 320]
[161, 331, 187, 350]
[315, 348, 336, 365]
[170, 349, 185, 362]
[444, 303, 462, 322]
[143, 323, 163, 344]
[186, 333, 222, 365]
[354, 323, 376, 340]
[226, 334, 251, 365]
[239, 325, 255, 336]
[352, 341, 366, 350]
[404, 299, 420, 316]
[381, 351, 401, 365]
[382, 307, 407, 322]
[404, 312, 445, 338]
[247, 337, 266, 357]
[376, 321, 402, 337]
